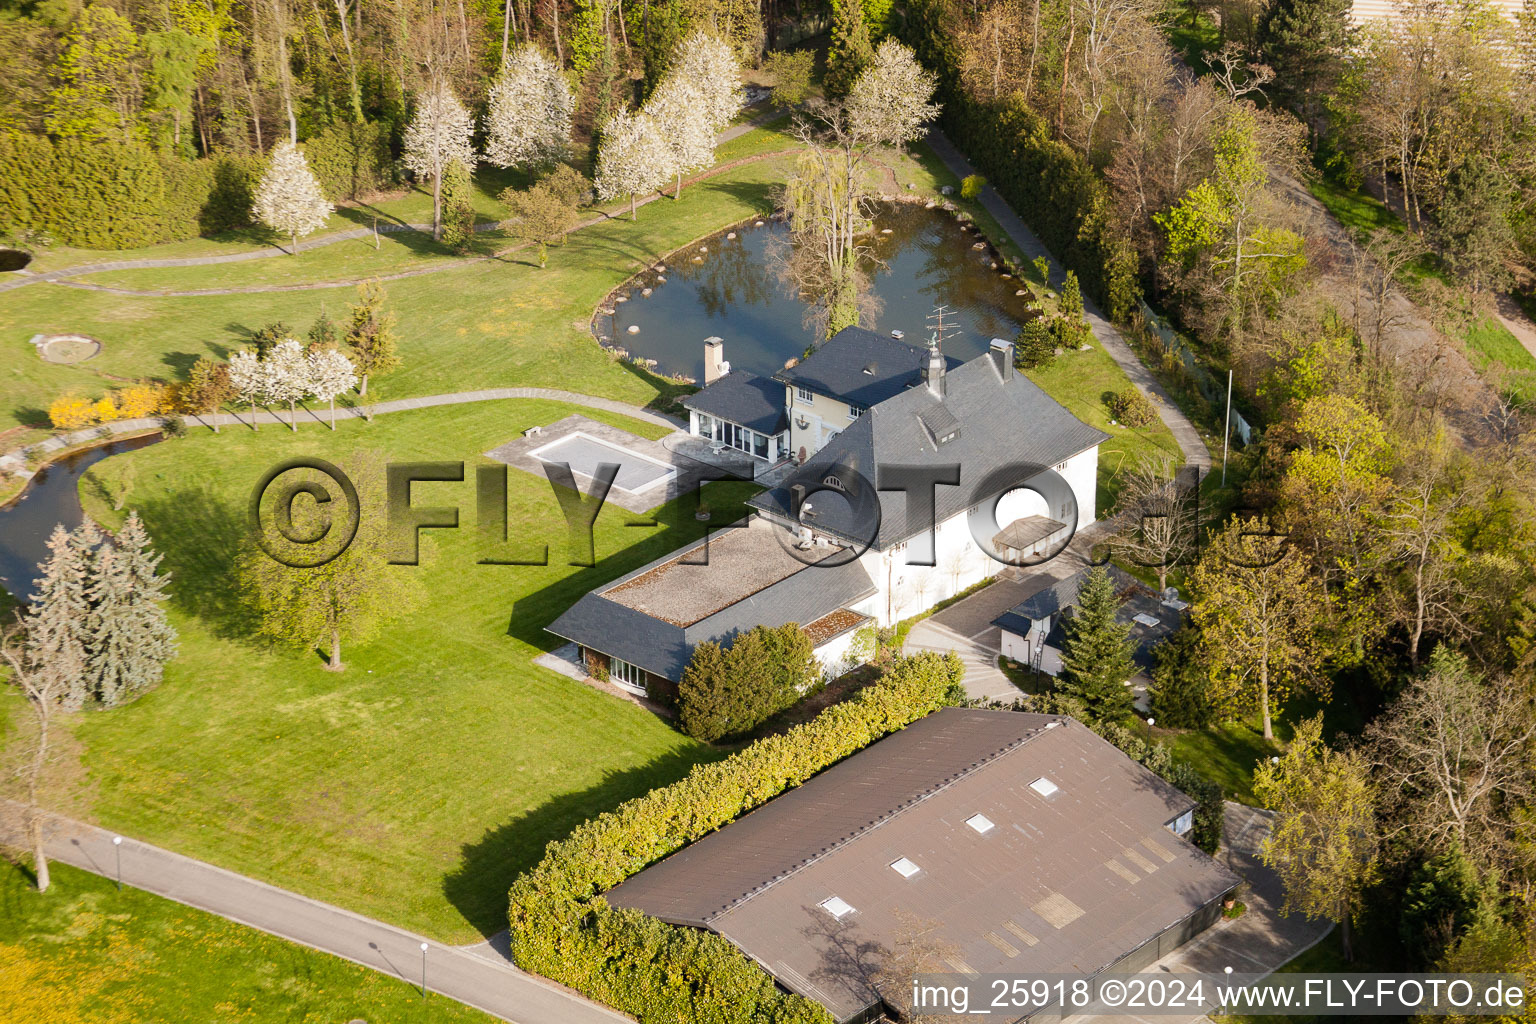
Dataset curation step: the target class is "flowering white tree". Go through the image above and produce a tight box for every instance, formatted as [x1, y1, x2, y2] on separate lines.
[643, 76, 715, 198]
[403, 86, 476, 241]
[306, 348, 358, 429]
[483, 44, 574, 172]
[594, 108, 673, 220]
[671, 32, 745, 133]
[846, 39, 940, 148]
[252, 140, 333, 254]
[265, 338, 311, 430]
[227, 349, 271, 430]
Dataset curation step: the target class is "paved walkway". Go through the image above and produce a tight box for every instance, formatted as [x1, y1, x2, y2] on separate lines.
[0, 387, 684, 483]
[925, 130, 1212, 474]
[0, 110, 788, 298]
[5, 804, 629, 1024]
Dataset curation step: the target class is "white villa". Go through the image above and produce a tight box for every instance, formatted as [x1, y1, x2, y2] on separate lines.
[547, 326, 1107, 698]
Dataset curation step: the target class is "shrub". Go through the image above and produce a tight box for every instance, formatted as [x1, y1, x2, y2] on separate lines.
[114, 383, 172, 419]
[508, 651, 965, 1024]
[439, 158, 477, 252]
[1107, 386, 1155, 427]
[160, 415, 187, 438]
[1049, 313, 1092, 351]
[765, 50, 814, 107]
[49, 394, 95, 430]
[960, 173, 986, 200]
[91, 395, 118, 424]
[678, 623, 820, 741]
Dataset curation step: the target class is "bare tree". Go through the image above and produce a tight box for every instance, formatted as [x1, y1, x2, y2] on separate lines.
[1378, 446, 1474, 666]
[1204, 41, 1274, 101]
[1112, 456, 1200, 593]
[872, 911, 964, 1023]
[1351, 228, 1428, 364]
[1365, 645, 1536, 866]
[1, 618, 72, 892]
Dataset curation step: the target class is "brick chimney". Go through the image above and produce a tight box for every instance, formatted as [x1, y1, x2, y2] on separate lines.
[704, 337, 729, 385]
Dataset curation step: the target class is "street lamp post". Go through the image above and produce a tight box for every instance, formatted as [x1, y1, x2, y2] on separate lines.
[1146, 716, 1155, 742]
[420, 942, 429, 998]
[1221, 965, 1233, 1016]
[112, 835, 123, 890]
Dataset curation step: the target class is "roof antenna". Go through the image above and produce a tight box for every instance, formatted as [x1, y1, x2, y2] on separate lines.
[925, 304, 960, 352]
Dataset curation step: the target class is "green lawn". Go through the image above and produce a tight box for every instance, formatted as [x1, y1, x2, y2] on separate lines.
[0, 859, 496, 1024]
[48, 398, 752, 943]
[1025, 343, 1185, 510]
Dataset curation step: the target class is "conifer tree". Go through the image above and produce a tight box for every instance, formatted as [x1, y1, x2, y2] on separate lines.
[113, 510, 177, 696]
[1056, 567, 1137, 721]
[826, 0, 875, 97]
[24, 525, 91, 710]
[84, 543, 136, 706]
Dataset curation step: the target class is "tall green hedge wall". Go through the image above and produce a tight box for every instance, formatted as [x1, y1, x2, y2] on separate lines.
[902, 0, 1141, 322]
[507, 651, 967, 1024]
[0, 122, 394, 250]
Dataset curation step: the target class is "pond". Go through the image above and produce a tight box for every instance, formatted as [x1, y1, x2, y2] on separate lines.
[606, 201, 1039, 382]
[0, 434, 163, 600]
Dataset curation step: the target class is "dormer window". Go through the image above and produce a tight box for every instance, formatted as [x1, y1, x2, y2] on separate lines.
[848, 404, 865, 419]
[796, 386, 814, 403]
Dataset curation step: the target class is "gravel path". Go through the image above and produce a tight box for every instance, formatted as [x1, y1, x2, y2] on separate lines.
[0, 387, 684, 481]
[0, 109, 788, 298]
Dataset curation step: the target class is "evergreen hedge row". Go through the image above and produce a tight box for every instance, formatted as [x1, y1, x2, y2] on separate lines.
[902, 0, 1141, 322]
[507, 651, 966, 1024]
[0, 122, 394, 249]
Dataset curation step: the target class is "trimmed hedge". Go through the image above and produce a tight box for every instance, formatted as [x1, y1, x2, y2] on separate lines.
[0, 131, 262, 248]
[0, 121, 391, 248]
[902, 0, 1141, 322]
[507, 651, 966, 1024]
[305, 120, 395, 201]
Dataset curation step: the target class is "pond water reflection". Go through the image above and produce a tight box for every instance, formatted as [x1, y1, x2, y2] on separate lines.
[608, 202, 1038, 382]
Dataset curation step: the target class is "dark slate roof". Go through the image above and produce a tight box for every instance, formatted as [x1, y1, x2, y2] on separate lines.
[997, 565, 1139, 624]
[681, 372, 789, 436]
[995, 566, 1184, 671]
[774, 326, 962, 409]
[545, 539, 877, 681]
[751, 352, 1110, 550]
[607, 709, 1238, 1023]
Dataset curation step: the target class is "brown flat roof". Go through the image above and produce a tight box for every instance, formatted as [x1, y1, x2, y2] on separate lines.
[607, 709, 1238, 1022]
[601, 518, 840, 626]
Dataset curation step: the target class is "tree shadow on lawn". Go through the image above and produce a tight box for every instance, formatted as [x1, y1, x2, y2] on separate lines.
[132, 484, 259, 641]
[441, 746, 722, 938]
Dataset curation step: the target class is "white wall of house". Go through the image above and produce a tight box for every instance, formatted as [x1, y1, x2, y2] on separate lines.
[813, 626, 867, 677]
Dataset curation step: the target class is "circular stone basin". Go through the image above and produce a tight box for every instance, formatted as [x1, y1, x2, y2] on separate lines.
[34, 333, 103, 364]
[0, 248, 31, 272]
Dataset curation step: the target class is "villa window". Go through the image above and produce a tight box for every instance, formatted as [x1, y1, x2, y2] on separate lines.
[610, 657, 646, 695]
[848, 403, 865, 419]
[796, 386, 814, 403]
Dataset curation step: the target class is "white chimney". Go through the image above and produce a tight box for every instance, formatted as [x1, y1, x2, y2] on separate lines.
[923, 341, 946, 398]
[704, 337, 728, 385]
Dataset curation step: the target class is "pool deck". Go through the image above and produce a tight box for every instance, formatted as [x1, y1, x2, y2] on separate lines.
[485, 413, 759, 513]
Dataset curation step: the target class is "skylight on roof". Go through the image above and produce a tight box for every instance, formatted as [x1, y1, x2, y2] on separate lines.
[820, 896, 855, 919]
[966, 813, 995, 834]
[891, 857, 921, 878]
[1030, 777, 1059, 797]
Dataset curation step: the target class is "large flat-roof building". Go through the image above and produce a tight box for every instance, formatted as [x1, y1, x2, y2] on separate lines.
[607, 708, 1239, 1022]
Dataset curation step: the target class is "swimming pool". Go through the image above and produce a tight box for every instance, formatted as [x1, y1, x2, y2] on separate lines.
[527, 430, 677, 494]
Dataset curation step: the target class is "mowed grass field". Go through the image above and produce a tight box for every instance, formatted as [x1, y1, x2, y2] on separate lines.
[0, 124, 796, 434]
[0, 860, 498, 1024]
[47, 398, 752, 943]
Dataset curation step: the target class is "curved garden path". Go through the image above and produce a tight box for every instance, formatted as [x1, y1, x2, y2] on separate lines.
[0, 116, 787, 298]
[0, 388, 684, 479]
